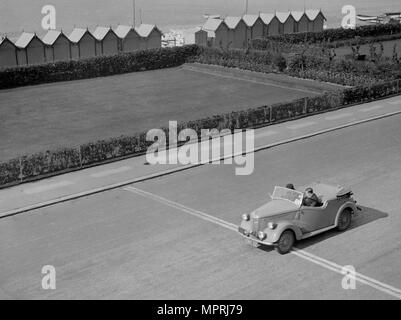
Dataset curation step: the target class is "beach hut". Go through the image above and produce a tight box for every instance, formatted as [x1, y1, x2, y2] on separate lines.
[68, 28, 97, 59]
[194, 28, 208, 46]
[42, 30, 71, 62]
[243, 14, 265, 42]
[291, 11, 310, 33]
[182, 27, 206, 46]
[93, 26, 119, 56]
[135, 24, 162, 49]
[306, 9, 326, 32]
[15, 32, 46, 65]
[275, 12, 295, 34]
[224, 16, 247, 49]
[260, 13, 280, 36]
[114, 25, 141, 52]
[0, 36, 18, 68]
[202, 18, 229, 48]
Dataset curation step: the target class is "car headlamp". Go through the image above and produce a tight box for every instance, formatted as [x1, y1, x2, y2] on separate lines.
[258, 231, 267, 240]
[242, 214, 250, 221]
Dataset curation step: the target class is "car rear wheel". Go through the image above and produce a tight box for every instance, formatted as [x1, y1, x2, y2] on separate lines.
[276, 230, 295, 255]
[337, 209, 352, 231]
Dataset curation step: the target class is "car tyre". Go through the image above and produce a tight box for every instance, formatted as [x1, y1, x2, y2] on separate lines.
[276, 230, 295, 255]
[337, 209, 352, 231]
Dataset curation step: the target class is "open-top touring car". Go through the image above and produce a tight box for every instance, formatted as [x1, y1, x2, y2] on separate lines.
[239, 183, 362, 254]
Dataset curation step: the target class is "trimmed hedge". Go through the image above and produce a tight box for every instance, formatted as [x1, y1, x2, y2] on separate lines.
[0, 45, 200, 89]
[190, 47, 284, 73]
[1, 79, 400, 188]
[259, 24, 401, 45]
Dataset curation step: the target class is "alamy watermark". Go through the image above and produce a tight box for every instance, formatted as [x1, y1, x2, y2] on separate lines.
[41, 265, 56, 290]
[341, 265, 357, 290]
[342, 5, 357, 29]
[41, 5, 56, 30]
[146, 121, 255, 176]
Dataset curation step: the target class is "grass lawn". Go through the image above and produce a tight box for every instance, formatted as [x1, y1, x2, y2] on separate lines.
[0, 64, 339, 162]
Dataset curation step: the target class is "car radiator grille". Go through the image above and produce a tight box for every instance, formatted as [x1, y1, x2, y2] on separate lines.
[252, 219, 259, 231]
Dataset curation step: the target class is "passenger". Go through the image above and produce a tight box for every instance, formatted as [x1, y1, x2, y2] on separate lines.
[286, 184, 295, 190]
[303, 188, 322, 207]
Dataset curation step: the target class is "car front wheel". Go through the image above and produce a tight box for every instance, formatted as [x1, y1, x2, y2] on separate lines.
[276, 230, 295, 255]
[337, 209, 352, 231]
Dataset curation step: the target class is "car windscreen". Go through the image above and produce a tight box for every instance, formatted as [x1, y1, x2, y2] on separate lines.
[272, 187, 304, 207]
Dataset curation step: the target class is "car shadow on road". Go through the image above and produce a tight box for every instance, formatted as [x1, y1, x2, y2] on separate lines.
[294, 205, 388, 250]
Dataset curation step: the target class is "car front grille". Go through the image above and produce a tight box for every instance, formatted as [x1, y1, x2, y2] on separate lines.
[252, 218, 259, 231]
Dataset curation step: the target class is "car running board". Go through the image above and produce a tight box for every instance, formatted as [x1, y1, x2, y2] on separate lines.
[301, 225, 336, 239]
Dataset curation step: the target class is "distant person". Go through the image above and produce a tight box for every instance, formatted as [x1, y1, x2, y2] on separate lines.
[303, 188, 322, 207]
[286, 184, 295, 190]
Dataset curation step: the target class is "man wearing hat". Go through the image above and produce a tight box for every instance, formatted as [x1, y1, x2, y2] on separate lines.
[303, 187, 322, 207]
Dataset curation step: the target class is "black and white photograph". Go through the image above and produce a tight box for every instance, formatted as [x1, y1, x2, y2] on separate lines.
[1, 0, 401, 303]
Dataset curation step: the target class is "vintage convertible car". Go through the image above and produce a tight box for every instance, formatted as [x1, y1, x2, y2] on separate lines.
[239, 183, 362, 254]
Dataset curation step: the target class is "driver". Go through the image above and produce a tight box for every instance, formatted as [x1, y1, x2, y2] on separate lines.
[303, 188, 322, 207]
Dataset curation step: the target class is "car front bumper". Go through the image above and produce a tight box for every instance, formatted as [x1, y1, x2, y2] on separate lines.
[238, 227, 275, 246]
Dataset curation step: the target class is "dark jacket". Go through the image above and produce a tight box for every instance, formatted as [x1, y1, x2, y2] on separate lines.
[303, 193, 321, 207]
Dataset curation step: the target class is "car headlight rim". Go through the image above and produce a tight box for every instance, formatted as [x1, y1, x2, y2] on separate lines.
[242, 214, 250, 221]
[258, 231, 267, 240]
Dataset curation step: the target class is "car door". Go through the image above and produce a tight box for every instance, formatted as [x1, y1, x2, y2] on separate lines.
[298, 201, 337, 233]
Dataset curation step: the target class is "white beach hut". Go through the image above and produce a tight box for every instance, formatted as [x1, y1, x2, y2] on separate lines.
[42, 30, 71, 62]
[306, 9, 326, 32]
[202, 18, 229, 48]
[115, 25, 141, 52]
[68, 28, 97, 59]
[243, 14, 265, 41]
[260, 13, 280, 36]
[93, 26, 120, 56]
[135, 24, 162, 50]
[15, 32, 46, 65]
[224, 16, 247, 49]
[0, 36, 18, 68]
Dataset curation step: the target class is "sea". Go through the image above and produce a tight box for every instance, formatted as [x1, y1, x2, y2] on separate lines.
[0, 0, 400, 37]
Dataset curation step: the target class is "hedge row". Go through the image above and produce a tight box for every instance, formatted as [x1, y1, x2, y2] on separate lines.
[286, 52, 401, 86]
[0, 45, 200, 89]
[259, 24, 401, 45]
[190, 47, 285, 72]
[1, 79, 400, 188]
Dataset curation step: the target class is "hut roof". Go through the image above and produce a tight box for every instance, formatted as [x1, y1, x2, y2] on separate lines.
[202, 18, 224, 32]
[305, 9, 326, 21]
[242, 15, 260, 27]
[114, 25, 138, 38]
[42, 30, 65, 45]
[275, 11, 291, 23]
[68, 28, 92, 43]
[93, 26, 117, 41]
[224, 16, 242, 29]
[259, 13, 275, 25]
[15, 32, 39, 48]
[291, 11, 307, 22]
[135, 24, 161, 37]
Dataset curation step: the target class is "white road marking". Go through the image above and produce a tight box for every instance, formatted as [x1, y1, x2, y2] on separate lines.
[287, 121, 316, 130]
[292, 249, 401, 300]
[23, 181, 74, 195]
[90, 166, 132, 178]
[360, 105, 384, 112]
[325, 113, 353, 120]
[184, 66, 320, 95]
[389, 99, 401, 105]
[124, 186, 238, 231]
[124, 186, 401, 299]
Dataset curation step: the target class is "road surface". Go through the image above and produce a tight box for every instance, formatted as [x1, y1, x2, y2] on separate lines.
[1, 112, 401, 299]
